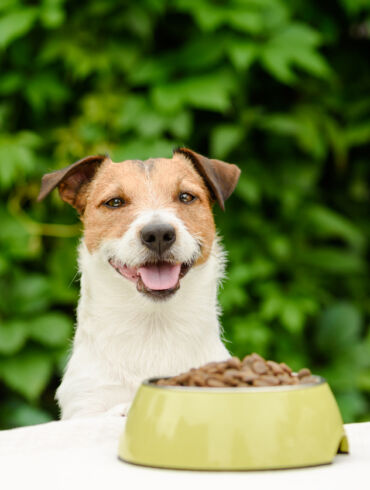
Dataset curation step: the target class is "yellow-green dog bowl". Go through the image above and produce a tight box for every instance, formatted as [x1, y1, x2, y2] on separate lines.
[118, 376, 348, 470]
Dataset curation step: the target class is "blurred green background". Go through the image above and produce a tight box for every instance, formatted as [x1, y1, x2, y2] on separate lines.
[0, 0, 370, 429]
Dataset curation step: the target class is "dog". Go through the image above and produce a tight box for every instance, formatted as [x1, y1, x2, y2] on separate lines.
[38, 147, 241, 419]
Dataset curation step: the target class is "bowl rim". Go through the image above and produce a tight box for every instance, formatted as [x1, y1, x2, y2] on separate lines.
[143, 374, 326, 393]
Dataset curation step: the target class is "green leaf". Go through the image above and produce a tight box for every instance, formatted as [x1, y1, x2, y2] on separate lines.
[210, 124, 244, 158]
[316, 302, 362, 357]
[0, 132, 41, 189]
[173, 37, 225, 71]
[0, 72, 23, 95]
[176, 1, 227, 32]
[29, 313, 73, 347]
[0, 320, 27, 355]
[169, 111, 193, 139]
[345, 122, 370, 147]
[235, 174, 261, 205]
[0, 351, 53, 401]
[299, 248, 365, 274]
[231, 315, 272, 358]
[54, 345, 71, 375]
[25, 73, 70, 112]
[151, 70, 236, 113]
[0, 8, 38, 49]
[261, 107, 327, 158]
[227, 11, 263, 35]
[260, 113, 301, 136]
[227, 41, 258, 70]
[129, 59, 172, 85]
[357, 370, 370, 393]
[267, 235, 291, 260]
[219, 284, 249, 312]
[336, 390, 367, 423]
[281, 302, 305, 333]
[304, 205, 365, 250]
[260, 46, 296, 83]
[294, 49, 332, 79]
[0, 209, 33, 260]
[339, 0, 370, 15]
[112, 139, 175, 161]
[260, 23, 331, 83]
[11, 275, 51, 315]
[0, 1, 21, 14]
[40, 3, 65, 29]
[0, 400, 53, 429]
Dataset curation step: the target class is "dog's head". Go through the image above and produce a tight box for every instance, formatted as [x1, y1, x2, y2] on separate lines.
[38, 148, 240, 300]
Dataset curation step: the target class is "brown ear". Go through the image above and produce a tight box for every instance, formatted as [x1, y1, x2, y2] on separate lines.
[37, 155, 107, 213]
[174, 147, 241, 210]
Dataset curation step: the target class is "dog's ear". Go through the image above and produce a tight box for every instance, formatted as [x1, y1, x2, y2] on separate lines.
[174, 147, 241, 211]
[37, 155, 107, 213]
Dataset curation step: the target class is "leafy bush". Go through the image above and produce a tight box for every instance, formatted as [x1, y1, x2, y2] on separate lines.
[0, 0, 369, 428]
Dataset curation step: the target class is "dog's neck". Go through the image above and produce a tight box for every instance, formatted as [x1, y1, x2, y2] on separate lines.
[75, 239, 226, 351]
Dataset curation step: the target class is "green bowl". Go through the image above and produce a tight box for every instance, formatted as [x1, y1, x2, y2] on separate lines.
[118, 376, 348, 470]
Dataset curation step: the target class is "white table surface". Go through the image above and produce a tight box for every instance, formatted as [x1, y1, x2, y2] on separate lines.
[0, 417, 369, 490]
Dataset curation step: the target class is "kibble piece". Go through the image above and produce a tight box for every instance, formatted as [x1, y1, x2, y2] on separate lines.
[253, 379, 271, 387]
[259, 375, 280, 386]
[223, 374, 240, 386]
[297, 368, 311, 379]
[266, 360, 284, 375]
[156, 378, 169, 386]
[277, 373, 292, 384]
[235, 381, 249, 387]
[242, 353, 263, 366]
[166, 378, 179, 386]
[206, 378, 225, 387]
[224, 369, 244, 379]
[192, 373, 207, 386]
[239, 364, 257, 378]
[176, 373, 190, 384]
[214, 361, 228, 373]
[227, 357, 242, 369]
[241, 373, 259, 383]
[242, 355, 253, 366]
[250, 353, 264, 362]
[280, 362, 293, 374]
[252, 360, 268, 375]
[202, 362, 221, 374]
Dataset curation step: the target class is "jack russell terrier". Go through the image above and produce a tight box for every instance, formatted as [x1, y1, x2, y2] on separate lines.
[38, 148, 241, 418]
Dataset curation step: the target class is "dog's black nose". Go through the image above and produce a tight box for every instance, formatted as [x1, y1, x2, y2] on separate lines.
[140, 223, 176, 255]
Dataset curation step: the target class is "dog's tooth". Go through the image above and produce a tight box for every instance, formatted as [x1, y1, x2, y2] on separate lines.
[137, 277, 145, 292]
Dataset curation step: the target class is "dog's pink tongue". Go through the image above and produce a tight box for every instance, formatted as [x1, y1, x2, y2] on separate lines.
[138, 263, 181, 290]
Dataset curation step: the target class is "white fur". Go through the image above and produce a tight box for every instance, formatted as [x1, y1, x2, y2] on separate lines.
[56, 207, 229, 419]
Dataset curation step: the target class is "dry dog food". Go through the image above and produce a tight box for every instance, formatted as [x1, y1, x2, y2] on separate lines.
[154, 353, 316, 387]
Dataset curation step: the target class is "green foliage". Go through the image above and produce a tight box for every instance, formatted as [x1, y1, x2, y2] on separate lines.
[0, 0, 369, 427]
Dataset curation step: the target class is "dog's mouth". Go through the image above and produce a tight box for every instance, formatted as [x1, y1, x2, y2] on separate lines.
[108, 259, 193, 299]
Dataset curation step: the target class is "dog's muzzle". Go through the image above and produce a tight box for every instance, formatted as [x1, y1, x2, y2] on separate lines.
[109, 221, 194, 300]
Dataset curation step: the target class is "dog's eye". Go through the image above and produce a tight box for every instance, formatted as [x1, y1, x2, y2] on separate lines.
[179, 192, 196, 204]
[104, 198, 125, 208]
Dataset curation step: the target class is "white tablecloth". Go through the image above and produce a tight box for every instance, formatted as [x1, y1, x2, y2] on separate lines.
[0, 417, 369, 490]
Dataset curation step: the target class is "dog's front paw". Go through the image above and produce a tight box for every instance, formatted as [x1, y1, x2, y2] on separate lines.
[105, 402, 131, 417]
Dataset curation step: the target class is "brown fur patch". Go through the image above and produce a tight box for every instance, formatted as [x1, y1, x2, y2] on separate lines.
[82, 156, 216, 265]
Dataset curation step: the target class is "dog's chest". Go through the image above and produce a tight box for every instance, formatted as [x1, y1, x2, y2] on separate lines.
[82, 311, 219, 379]
[73, 239, 228, 389]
